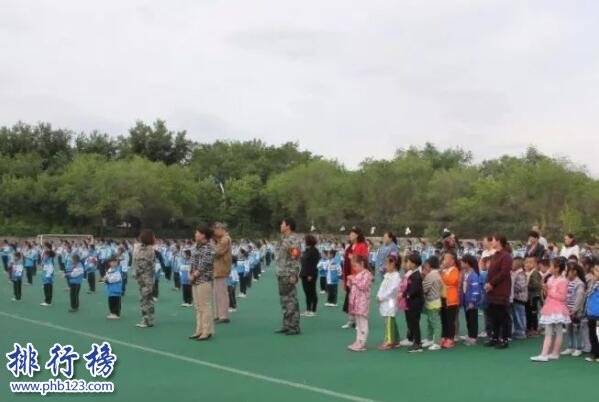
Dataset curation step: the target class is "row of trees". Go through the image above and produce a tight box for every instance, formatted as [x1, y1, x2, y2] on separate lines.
[1, 121, 598, 241]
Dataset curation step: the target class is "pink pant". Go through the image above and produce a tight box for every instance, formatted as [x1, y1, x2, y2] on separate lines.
[355, 315, 369, 345]
[213, 277, 229, 320]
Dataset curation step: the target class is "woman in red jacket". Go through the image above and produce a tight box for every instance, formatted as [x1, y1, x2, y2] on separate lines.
[483, 234, 513, 349]
[342, 227, 370, 329]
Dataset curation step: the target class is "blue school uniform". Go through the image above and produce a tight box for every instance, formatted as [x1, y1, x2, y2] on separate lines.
[179, 259, 191, 285]
[68, 263, 85, 285]
[461, 270, 481, 308]
[228, 269, 239, 287]
[235, 260, 246, 277]
[41, 257, 54, 285]
[326, 259, 341, 285]
[105, 267, 123, 297]
[318, 258, 328, 279]
[84, 256, 97, 275]
[10, 259, 24, 281]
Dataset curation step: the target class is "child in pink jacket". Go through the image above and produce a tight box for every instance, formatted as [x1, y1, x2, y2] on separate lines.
[347, 255, 373, 352]
[531, 258, 571, 362]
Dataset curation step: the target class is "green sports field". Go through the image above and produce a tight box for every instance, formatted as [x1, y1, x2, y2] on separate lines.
[0, 266, 595, 402]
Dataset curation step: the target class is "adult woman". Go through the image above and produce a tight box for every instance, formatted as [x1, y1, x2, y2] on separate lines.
[375, 232, 399, 278]
[189, 226, 216, 341]
[484, 234, 513, 349]
[133, 229, 157, 328]
[341, 227, 369, 329]
[300, 235, 321, 317]
[560, 233, 580, 259]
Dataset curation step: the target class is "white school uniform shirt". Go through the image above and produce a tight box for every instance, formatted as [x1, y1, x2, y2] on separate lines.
[376, 271, 401, 317]
[560, 245, 580, 259]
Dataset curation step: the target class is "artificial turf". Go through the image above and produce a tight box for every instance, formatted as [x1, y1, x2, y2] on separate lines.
[0, 265, 595, 402]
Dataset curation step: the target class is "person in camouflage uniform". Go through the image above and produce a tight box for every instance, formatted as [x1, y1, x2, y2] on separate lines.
[275, 218, 302, 335]
[133, 229, 157, 328]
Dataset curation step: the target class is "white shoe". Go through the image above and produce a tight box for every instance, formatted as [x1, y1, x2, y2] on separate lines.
[106, 314, 120, 320]
[320, 291, 326, 294]
[560, 349, 573, 356]
[238, 293, 247, 298]
[324, 303, 332, 307]
[153, 297, 158, 302]
[530, 355, 549, 362]
[428, 344, 441, 351]
[422, 340, 432, 348]
[228, 308, 237, 313]
[400, 339, 413, 347]
[300, 311, 311, 317]
[40, 302, 50, 306]
[341, 322, 355, 329]
[11, 298, 17, 302]
[548, 354, 559, 360]
[478, 331, 487, 338]
[572, 350, 582, 357]
[180, 303, 188, 307]
[585, 357, 599, 362]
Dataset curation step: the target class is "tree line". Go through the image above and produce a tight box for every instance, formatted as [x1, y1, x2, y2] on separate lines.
[1, 120, 598, 242]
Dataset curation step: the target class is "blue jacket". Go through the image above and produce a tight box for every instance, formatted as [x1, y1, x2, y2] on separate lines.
[41, 257, 55, 285]
[179, 258, 191, 285]
[68, 263, 85, 285]
[478, 270, 488, 308]
[10, 259, 24, 281]
[84, 257, 97, 274]
[326, 260, 341, 285]
[105, 267, 123, 297]
[461, 270, 481, 308]
[317, 259, 328, 278]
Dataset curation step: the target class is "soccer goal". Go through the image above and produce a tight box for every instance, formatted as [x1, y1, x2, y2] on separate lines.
[37, 234, 94, 245]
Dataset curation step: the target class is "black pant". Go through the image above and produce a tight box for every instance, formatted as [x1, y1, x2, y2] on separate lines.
[239, 274, 248, 294]
[69, 284, 80, 310]
[465, 308, 479, 339]
[173, 272, 181, 289]
[153, 279, 159, 298]
[441, 300, 458, 339]
[122, 272, 128, 295]
[245, 271, 252, 289]
[99, 261, 107, 278]
[43, 283, 53, 304]
[13, 279, 22, 300]
[301, 276, 318, 312]
[2, 256, 8, 272]
[228, 285, 237, 309]
[406, 308, 422, 345]
[589, 319, 599, 359]
[164, 266, 172, 281]
[182, 284, 192, 304]
[25, 267, 33, 284]
[319, 277, 327, 292]
[327, 284, 338, 304]
[526, 297, 540, 331]
[488, 303, 510, 342]
[342, 289, 350, 313]
[87, 272, 96, 292]
[108, 296, 121, 316]
[252, 264, 261, 280]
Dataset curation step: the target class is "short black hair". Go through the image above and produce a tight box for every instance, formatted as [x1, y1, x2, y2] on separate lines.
[406, 251, 422, 267]
[304, 234, 317, 247]
[196, 226, 213, 240]
[424, 255, 440, 269]
[282, 217, 296, 231]
[528, 230, 540, 239]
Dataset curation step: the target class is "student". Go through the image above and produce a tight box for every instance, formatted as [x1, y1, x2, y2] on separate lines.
[402, 252, 424, 352]
[422, 256, 443, 350]
[84, 254, 97, 294]
[10, 252, 24, 301]
[478, 256, 491, 337]
[376, 255, 401, 350]
[440, 252, 460, 349]
[172, 245, 182, 291]
[179, 249, 193, 307]
[118, 247, 129, 295]
[585, 264, 599, 362]
[153, 250, 165, 302]
[525, 256, 543, 337]
[531, 258, 571, 362]
[24, 244, 36, 285]
[237, 249, 250, 298]
[460, 254, 481, 345]
[325, 250, 342, 307]
[561, 263, 586, 357]
[227, 258, 239, 312]
[40, 250, 55, 306]
[104, 258, 123, 319]
[347, 255, 373, 352]
[317, 251, 329, 295]
[511, 257, 528, 340]
[67, 255, 85, 312]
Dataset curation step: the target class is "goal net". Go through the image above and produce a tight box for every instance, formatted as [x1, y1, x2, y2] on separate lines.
[37, 234, 94, 245]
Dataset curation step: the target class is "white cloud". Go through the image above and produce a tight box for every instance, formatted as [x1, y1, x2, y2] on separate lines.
[1, 0, 598, 174]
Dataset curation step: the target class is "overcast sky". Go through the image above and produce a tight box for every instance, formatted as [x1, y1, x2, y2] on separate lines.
[2, 1, 598, 173]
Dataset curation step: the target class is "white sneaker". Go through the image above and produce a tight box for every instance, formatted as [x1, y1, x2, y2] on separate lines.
[400, 339, 413, 347]
[11, 298, 17, 302]
[180, 303, 188, 307]
[478, 331, 487, 338]
[560, 349, 573, 356]
[572, 350, 582, 357]
[324, 303, 332, 307]
[40, 302, 50, 306]
[428, 344, 441, 351]
[228, 308, 237, 313]
[530, 355, 549, 362]
[422, 340, 432, 348]
[548, 354, 559, 360]
[341, 322, 355, 329]
[320, 291, 326, 294]
[238, 293, 247, 298]
[300, 311, 311, 317]
[585, 357, 599, 362]
[153, 297, 158, 302]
